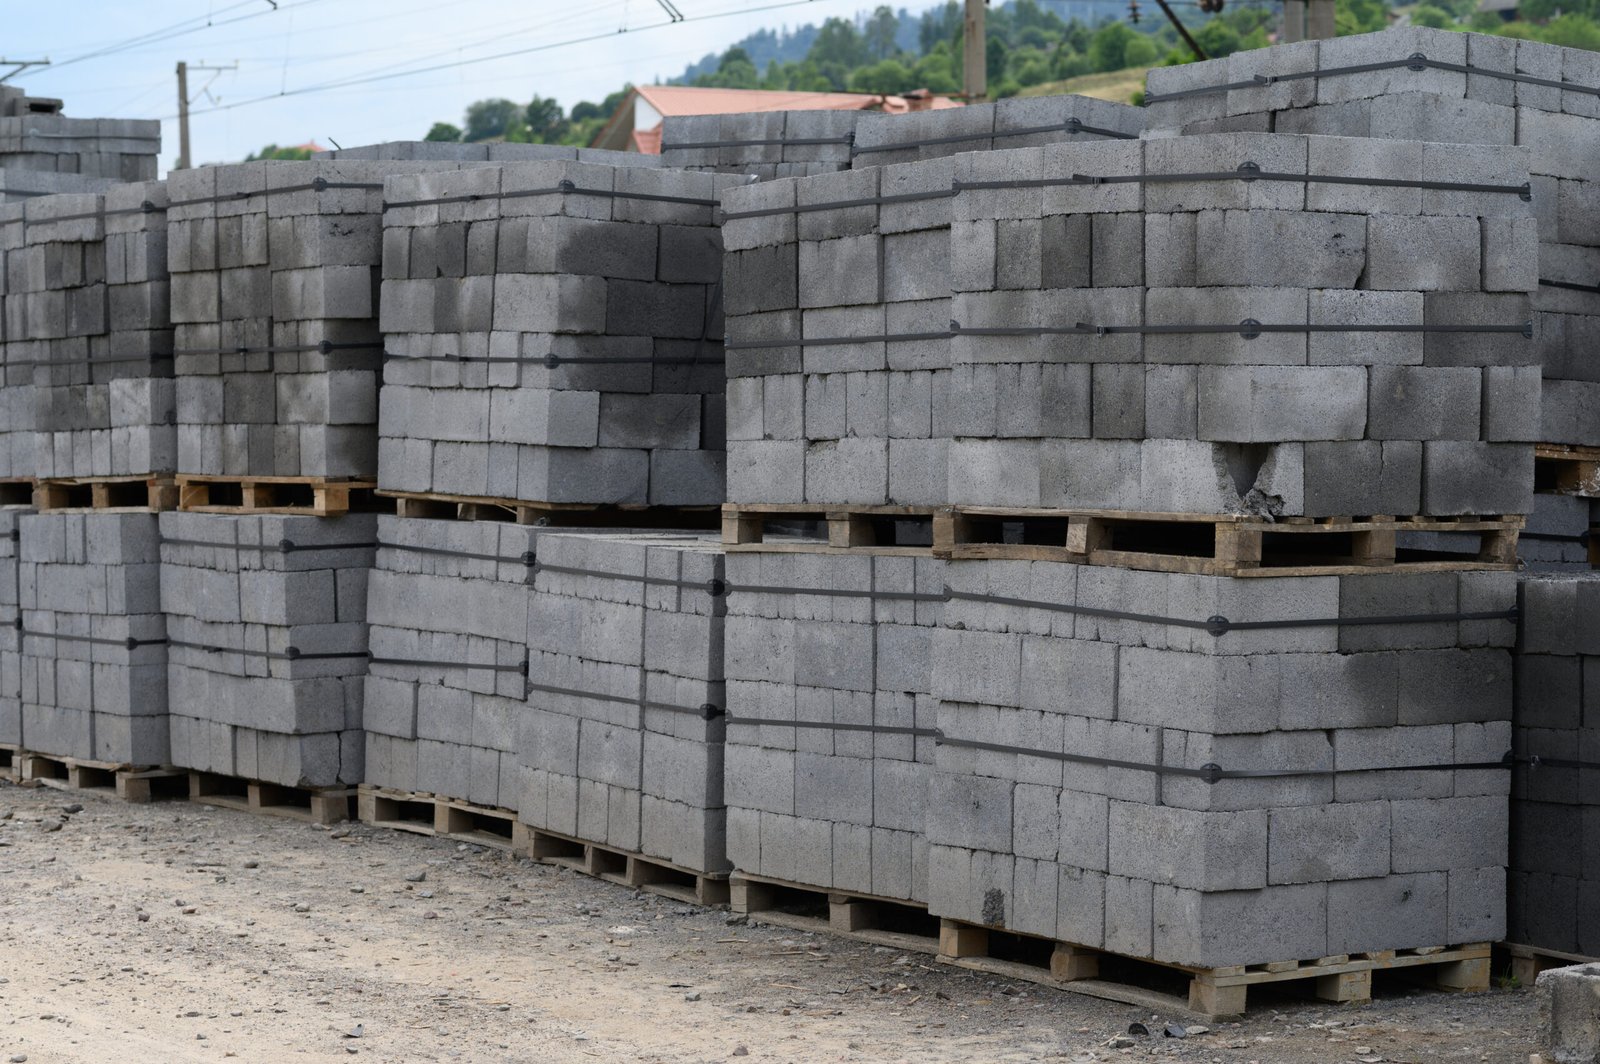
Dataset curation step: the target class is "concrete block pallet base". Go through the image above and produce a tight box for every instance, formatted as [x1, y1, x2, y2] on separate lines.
[385, 490, 719, 530]
[518, 823, 732, 908]
[188, 770, 355, 825]
[722, 503, 938, 553]
[1503, 942, 1598, 989]
[17, 749, 186, 802]
[934, 507, 1524, 576]
[1536, 444, 1600, 497]
[33, 475, 178, 513]
[358, 784, 518, 850]
[175, 475, 382, 517]
[731, 873, 939, 953]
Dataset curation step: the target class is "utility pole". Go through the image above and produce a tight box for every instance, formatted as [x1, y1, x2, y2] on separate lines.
[0, 58, 50, 84]
[963, 0, 986, 103]
[175, 60, 237, 170]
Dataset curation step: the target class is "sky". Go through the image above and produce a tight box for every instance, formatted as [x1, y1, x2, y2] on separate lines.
[7, 0, 951, 171]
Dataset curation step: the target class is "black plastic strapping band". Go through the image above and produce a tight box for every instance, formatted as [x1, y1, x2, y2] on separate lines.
[368, 653, 527, 673]
[533, 559, 724, 596]
[937, 734, 1512, 782]
[725, 715, 939, 737]
[168, 638, 369, 662]
[19, 629, 166, 649]
[957, 164, 1531, 199]
[1540, 278, 1600, 295]
[524, 679, 721, 720]
[1519, 529, 1592, 544]
[376, 539, 533, 566]
[21, 129, 162, 142]
[718, 188, 952, 222]
[1143, 53, 1600, 105]
[723, 329, 951, 351]
[174, 341, 382, 358]
[727, 582, 944, 604]
[166, 178, 385, 209]
[21, 200, 167, 227]
[667, 135, 854, 150]
[950, 320, 1535, 339]
[384, 179, 719, 212]
[1517, 753, 1600, 772]
[5, 352, 174, 369]
[380, 350, 723, 367]
[852, 117, 1139, 157]
[162, 536, 377, 554]
[942, 587, 1517, 635]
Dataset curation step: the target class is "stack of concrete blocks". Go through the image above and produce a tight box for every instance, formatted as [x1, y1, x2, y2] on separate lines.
[850, 95, 1144, 168]
[160, 512, 374, 787]
[720, 155, 955, 506]
[945, 131, 1539, 518]
[1145, 28, 1600, 448]
[662, 110, 862, 178]
[378, 160, 735, 505]
[0, 506, 21, 747]
[16, 512, 166, 764]
[165, 159, 460, 478]
[0, 169, 120, 203]
[1508, 572, 1600, 958]
[722, 553, 946, 904]
[315, 141, 659, 167]
[519, 531, 728, 875]
[17, 182, 176, 480]
[363, 516, 539, 808]
[0, 96, 158, 182]
[0, 200, 35, 481]
[927, 562, 1515, 967]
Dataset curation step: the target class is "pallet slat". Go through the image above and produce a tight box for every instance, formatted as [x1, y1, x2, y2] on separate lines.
[33, 475, 177, 512]
[1536, 444, 1600, 497]
[177, 475, 383, 517]
[382, 490, 718, 529]
[520, 824, 730, 907]
[721, 504, 937, 554]
[189, 771, 353, 824]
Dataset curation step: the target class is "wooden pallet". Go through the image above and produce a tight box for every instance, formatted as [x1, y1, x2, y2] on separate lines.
[15, 750, 187, 801]
[1502, 942, 1597, 987]
[0, 743, 18, 782]
[730, 874, 939, 954]
[188, 771, 354, 824]
[177, 475, 384, 516]
[1536, 444, 1600, 497]
[380, 491, 719, 529]
[938, 919, 1491, 1017]
[517, 824, 730, 907]
[721, 503, 937, 554]
[0, 479, 33, 507]
[356, 786, 519, 849]
[33, 475, 178, 512]
[933, 507, 1523, 576]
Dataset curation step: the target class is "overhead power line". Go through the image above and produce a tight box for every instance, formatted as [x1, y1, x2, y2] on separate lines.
[170, 0, 828, 120]
[40, 0, 324, 74]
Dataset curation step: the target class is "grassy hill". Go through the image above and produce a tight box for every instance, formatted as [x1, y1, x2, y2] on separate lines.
[1017, 65, 1152, 104]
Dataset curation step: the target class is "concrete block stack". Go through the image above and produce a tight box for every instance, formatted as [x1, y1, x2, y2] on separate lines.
[0, 506, 21, 747]
[0, 108, 159, 182]
[0, 200, 36, 481]
[927, 563, 1515, 967]
[519, 531, 728, 875]
[165, 159, 457, 478]
[945, 131, 1538, 517]
[720, 155, 955, 506]
[160, 512, 375, 788]
[662, 110, 862, 178]
[0, 168, 120, 204]
[1145, 27, 1600, 448]
[722, 553, 945, 902]
[15, 512, 166, 764]
[363, 516, 540, 808]
[16, 181, 176, 480]
[378, 160, 736, 505]
[315, 141, 659, 167]
[850, 95, 1143, 168]
[1508, 572, 1600, 957]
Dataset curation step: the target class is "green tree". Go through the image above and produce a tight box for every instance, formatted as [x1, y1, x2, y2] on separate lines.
[1541, 12, 1600, 50]
[865, 5, 900, 59]
[848, 58, 915, 93]
[809, 16, 869, 68]
[244, 143, 312, 161]
[697, 45, 760, 88]
[525, 95, 568, 143]
[919, 1, 962, 52]
[423, 122, 461, 142]
[463, 98, 521, 142]
[1087, 22, 1142, 72]
[1410, 5, 1455, 28]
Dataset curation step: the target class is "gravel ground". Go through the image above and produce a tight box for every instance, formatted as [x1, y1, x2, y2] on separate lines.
[0, 778, 1542, 1063]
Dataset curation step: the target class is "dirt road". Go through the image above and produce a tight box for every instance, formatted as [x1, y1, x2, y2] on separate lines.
[0, 780, 1541, 1063]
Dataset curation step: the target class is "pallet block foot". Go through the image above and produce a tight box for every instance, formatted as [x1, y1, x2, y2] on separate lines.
[1315, 969, 1372, 1003]
[1189, 977, 1248, 1017]
[730, 877, 775, 915]
[939, 918, 988, 959]
[1050, 943, 1099, 982]
[1433, 955, 1491, 993]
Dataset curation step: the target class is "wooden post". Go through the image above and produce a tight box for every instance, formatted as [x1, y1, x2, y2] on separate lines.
[963, 0, 987, 103]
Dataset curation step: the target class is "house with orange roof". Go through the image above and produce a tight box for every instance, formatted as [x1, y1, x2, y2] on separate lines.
[590, 84, 961, 154]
